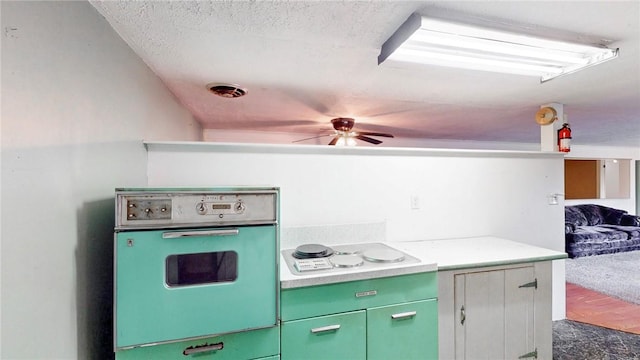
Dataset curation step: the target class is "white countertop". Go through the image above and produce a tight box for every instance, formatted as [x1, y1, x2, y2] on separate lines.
[394, 236, 567, 271]
[280, 237, 566, 289]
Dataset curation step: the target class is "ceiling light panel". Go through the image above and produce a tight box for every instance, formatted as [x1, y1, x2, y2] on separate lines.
[378, 13, 619, 83]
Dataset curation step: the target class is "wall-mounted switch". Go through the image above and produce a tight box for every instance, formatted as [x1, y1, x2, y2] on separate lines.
[547, 193, 563, 205]
[411, 195, 420, 210]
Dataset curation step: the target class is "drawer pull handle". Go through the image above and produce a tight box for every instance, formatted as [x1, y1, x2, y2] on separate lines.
[391, 311, 417, 320]
[311, 324, 341, 333]
[183, 342, 223, 356]
[163, 229, 239, 239]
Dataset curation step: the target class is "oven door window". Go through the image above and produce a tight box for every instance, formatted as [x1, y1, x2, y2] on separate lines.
[166, 251, 238, 287]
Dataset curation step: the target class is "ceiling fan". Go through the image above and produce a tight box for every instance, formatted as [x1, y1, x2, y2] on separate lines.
[297, 117, 394, 146]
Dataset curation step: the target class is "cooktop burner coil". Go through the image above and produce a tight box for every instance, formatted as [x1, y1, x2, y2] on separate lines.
[330, 254, 364, 268]
[362, 248, 405, 263]
[292, 244, 334, 259]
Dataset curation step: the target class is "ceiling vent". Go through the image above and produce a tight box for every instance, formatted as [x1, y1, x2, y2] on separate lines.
[207, 83, 248, 98]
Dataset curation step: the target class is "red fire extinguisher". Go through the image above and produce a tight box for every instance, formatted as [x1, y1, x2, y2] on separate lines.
[558, 123, 572, 152]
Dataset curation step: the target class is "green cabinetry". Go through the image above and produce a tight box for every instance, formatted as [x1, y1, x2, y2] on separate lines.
[367, 299, 438, 360]
[281, 272, 438, 360]
[115, 326, 280, 360]
[281, 310, 366, 359]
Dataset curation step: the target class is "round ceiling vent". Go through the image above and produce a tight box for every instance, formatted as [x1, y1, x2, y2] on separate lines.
[206, 83, 248, 98]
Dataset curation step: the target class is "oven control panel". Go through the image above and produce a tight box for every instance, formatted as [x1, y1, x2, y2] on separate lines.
[125, 199, 172, 221]
[116, 188, 278, 229]
[294, 258, 333, 272]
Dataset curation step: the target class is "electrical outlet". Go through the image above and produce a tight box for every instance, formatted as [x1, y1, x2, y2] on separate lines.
[410, 195, 420, 210]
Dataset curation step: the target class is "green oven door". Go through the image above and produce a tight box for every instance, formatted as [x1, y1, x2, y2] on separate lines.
[115, 225, 277, 349]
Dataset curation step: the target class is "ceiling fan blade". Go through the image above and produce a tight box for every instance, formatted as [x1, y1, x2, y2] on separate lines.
[357, 131, 394, 138]
[292, 133, 332, 143]
[356, 135, 383, 145]
[328, 136, 339, 146]
[219, 119, 321, 130]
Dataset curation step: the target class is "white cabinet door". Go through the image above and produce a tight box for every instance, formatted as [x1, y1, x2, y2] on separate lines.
[454, 266, 536, 360]
[504, 267, 536, 359]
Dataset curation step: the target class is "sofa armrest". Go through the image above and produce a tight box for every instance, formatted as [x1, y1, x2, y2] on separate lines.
[620, 214, 640, 227]
[565, 222, 576, 234]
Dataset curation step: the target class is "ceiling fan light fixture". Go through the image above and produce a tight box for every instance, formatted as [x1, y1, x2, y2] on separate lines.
[335, 135, 358, 147]
[207, 83, 248, 98]
[378, 13, 619, 83]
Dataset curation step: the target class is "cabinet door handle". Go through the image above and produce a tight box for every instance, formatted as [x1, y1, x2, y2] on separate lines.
[460, 305, 466, 325]
[310, 324, 341, 333]
[391, 311, 417, 320]
[183, 342, 223, 356]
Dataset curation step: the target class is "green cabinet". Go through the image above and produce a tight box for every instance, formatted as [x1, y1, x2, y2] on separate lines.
[115, 326, 280, 360]
[281, 311, 366, 360]
[280, 272, 438, 360]
[367, 299, 438, 360]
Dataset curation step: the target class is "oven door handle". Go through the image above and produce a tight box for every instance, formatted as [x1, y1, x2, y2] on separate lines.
[162, 229, 239, 239]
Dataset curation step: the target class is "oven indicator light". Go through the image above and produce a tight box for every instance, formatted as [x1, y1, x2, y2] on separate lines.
[196, 202, 245, 215]
[212, 204, 231, 210]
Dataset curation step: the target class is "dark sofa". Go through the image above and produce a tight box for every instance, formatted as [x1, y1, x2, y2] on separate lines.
[565, 204, 640, 258]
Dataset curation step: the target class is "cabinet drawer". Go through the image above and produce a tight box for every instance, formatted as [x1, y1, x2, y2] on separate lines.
[281, 310, 366, 360]
[281, 272, 437, 321]
[367, 299, 438, 360]
[115, 326, 280, 360]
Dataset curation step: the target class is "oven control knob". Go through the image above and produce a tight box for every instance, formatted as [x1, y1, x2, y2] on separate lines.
[196, 202, 207, 215]
[234, 201, 245, 213]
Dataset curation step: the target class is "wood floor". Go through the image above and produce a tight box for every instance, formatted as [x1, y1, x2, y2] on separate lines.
[566, 282, 640, 335]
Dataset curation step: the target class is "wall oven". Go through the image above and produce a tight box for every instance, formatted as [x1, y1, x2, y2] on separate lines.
[114, 188, 279, 350]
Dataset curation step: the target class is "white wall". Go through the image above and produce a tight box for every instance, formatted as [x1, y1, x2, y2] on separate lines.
[146, 142, 567, 320]
[565, 145, 639, 213]
[1, 2, 201, 359]
[206, 129, 640, 212]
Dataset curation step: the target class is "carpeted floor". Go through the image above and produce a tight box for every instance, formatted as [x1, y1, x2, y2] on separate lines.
[565, 250, 640, 304]
[553, 320, 640, 359]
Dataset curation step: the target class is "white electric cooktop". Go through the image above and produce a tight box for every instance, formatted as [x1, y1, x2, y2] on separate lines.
[280, 242, 437, 289]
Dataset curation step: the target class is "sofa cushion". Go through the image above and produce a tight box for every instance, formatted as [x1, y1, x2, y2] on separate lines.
[566, 236, 640, 258]
[571, 226, 629, 243]
[575, 204, 605, 225]
[621, 214, 640, 227]
[565, 206, 588, 227]
[600, 225, 640, 239]
[599, 206, 628, 225]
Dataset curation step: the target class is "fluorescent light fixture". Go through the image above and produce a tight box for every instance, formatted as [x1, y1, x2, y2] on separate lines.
[378, 13, 619, 83]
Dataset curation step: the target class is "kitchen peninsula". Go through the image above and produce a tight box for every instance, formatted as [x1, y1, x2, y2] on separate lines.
[281, 236, 566, 360]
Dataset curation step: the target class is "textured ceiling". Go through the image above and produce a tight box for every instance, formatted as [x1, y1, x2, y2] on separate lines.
[90, 1, 640, 147]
